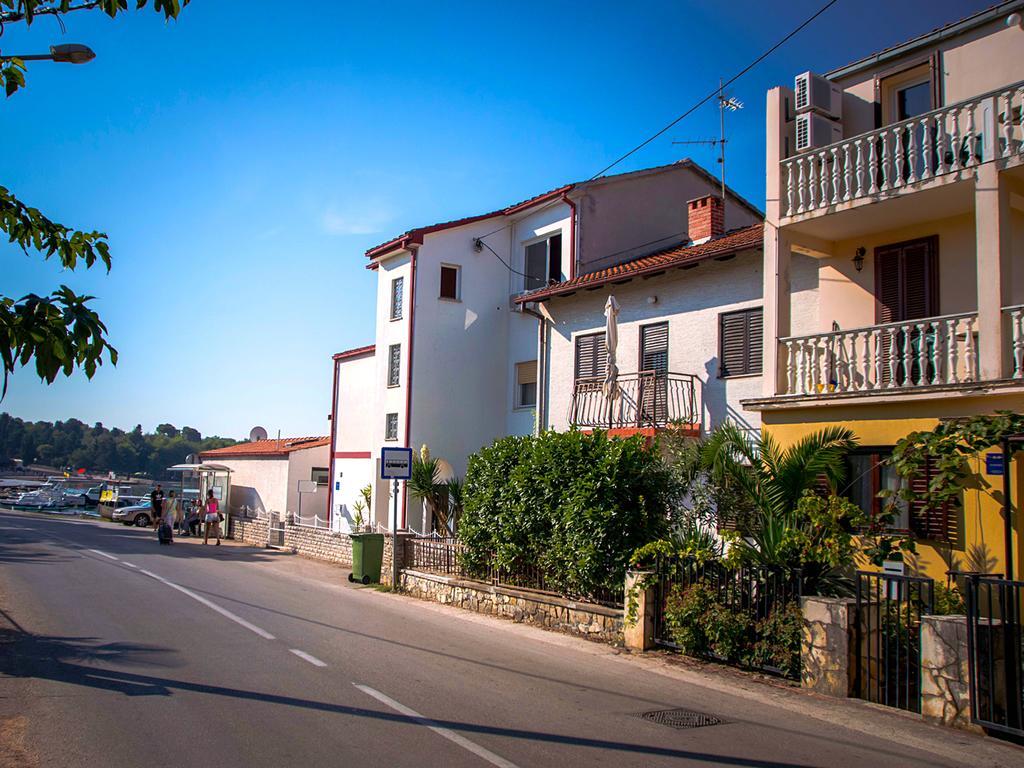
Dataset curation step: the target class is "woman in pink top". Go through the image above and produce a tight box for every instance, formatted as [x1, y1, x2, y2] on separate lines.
[203, 489, 221, 546]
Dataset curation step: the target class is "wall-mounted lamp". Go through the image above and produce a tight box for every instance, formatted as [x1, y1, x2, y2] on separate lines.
[853, 246, 866, 272]
[473, 238, 483, 253]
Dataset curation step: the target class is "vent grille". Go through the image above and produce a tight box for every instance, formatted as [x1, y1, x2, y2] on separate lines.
[795, 113, 810, 152]
[795, 73, 809, 111]
[636, 709, 723, 729]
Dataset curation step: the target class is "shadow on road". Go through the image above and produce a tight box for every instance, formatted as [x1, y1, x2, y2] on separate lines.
[0, 621, 816, 767]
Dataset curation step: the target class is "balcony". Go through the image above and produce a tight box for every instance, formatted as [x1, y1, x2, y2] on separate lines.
[569, 371, 697, 430]
[780, 81, 1024, 221]
[778, 306, 1024, 398]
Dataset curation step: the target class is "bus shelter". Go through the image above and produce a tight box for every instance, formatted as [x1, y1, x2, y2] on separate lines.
[167, 463, 232, 537]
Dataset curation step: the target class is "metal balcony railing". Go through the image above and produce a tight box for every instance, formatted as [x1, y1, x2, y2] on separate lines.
[569, 371, 697, 429]
[781, 80, 1024, 217]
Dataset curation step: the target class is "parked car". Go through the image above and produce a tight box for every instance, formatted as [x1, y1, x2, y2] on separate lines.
[112, 501, 153, 527]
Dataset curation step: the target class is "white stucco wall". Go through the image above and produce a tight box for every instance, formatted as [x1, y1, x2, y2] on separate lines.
[286, 445, 329, 522]
[330, 350, 377, 531]
[212, 457, 289, 517]
[543, 250, 819, 436]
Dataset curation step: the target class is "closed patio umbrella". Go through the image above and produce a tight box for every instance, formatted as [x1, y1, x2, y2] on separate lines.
[602, 295, 621, 427]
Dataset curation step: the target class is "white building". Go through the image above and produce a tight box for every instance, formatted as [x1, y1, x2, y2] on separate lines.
[516, 196, 819, 439]
[199, 437, 330, 523]
[329, 161, 764, 533]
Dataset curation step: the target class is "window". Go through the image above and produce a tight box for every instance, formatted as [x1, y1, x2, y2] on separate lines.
[574, 332, 607, 380]
[385, 413, 398, 441]
[845, 449, 908, 531]
[440, 264, 460, 300]
[639, 322, 669, 423]
[390, 277, 403, 320]
[387, 344, 401, 387]
[311, 467, 329, 486]
[515, 360, 537, 409]
[524, 233, 563, 291]
[875, 236, 939, 385]
[719, 308, 762, 377]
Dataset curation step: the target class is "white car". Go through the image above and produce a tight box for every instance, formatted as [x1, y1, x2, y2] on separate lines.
[112, 501, 154, 527]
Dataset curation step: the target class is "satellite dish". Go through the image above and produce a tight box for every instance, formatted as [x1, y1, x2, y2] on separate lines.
[185, 453, 199, 465]
[249, 426, 268, 442]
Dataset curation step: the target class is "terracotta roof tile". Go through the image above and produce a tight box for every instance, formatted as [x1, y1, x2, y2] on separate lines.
[199, 437, 329, 459]
[365, 160, 763, 260]
[515, 223, 763, 303]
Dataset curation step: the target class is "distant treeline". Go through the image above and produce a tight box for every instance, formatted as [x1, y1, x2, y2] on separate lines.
[0, 413, 237, 480]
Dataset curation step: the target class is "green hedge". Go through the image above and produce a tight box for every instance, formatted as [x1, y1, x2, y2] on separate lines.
[458, 430, 676, 601]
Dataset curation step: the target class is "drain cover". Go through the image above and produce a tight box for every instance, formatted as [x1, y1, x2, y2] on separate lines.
[636, 709, 722, 729]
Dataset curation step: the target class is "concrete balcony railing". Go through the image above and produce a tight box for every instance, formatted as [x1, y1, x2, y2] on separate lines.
[569, 371, 697, 429]
[1007, 304, 1024, 380]
[781, 80, 1024, 218]
[780, 312, 980, 396]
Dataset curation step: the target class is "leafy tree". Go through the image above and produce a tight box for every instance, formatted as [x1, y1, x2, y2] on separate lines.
[1, 1, 189, 396]
[155, 423, 178, 437]
[181, 425, 200, 442]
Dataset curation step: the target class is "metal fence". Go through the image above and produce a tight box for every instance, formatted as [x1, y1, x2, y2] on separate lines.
[966, 575, 1024, 737]
[402, 536, 624, 608]
[652, 558, 802, 678]
[854, 571, 934, 713]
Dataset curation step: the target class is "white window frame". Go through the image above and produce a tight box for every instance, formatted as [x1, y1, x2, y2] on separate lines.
[439, 263, 461, 301]
[522, 231, 563, 292]
[387, 343, 401, 388]
[514, 360, 538, 410]
[390, 276, 403, 321]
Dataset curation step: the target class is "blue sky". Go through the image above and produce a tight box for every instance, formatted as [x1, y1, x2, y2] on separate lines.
[2, 0, 990, 439]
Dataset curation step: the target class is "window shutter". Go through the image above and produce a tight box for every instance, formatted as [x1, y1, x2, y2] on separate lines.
[907, 455, 954, 542]
[440, 266, 458, 299]
[720, 309, 761, 377]
[640, 322, 669, 374]
[574, 333, 607, 380]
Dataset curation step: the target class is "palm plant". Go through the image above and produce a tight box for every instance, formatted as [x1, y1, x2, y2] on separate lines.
[409, 445, 457, 535]
[700, 423, 860, 592]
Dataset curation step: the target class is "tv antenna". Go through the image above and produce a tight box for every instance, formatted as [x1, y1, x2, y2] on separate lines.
[673, 79, 743, 214]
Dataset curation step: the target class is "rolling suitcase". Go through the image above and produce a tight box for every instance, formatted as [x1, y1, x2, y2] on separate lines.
[158, 521, 173, 545]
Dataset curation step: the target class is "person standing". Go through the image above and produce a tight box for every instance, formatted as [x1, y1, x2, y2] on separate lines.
[203, 489, 221, 546]
[150, 484, 164, 530]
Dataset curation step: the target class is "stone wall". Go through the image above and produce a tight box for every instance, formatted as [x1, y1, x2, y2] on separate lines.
[229, 516, 268, 546]
[283, 524, 354, 567]
[400, 569, 624, 644]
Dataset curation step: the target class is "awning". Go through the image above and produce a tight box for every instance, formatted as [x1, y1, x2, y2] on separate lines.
[166, 463, 233, 473]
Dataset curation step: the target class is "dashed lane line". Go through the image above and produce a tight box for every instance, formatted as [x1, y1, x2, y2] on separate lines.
[88, 548, 119, 561]
[289, 649, 327, 667]
[354, 684, 520, 768]
[138, 568, 276, 640]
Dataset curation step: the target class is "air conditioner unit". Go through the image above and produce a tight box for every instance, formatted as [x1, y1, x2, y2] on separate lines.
[795, 112, 842, 153]
[794, 71, 842, 120]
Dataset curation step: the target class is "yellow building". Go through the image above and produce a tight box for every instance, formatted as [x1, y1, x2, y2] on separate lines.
[747, 2, 1024, 581]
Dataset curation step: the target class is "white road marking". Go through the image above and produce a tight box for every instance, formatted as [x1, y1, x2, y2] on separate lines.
[138, 569, 276, 640]
[289, 649, 327, 667]
[122, 562, 138, 569]
[354, 684, 519, 768]
[89, 548, 119, 561]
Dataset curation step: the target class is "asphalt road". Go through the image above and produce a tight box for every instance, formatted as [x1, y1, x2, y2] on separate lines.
[1, 510, 1021, 768]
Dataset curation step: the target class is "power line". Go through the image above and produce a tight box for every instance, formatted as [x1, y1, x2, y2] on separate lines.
[586, 0, 842, 181]
[473, 237, 533, 280]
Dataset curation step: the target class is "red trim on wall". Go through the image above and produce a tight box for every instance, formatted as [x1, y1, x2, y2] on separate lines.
[326, 356, 341, 525]
[561, 193, 577, 280]
[334, 451, 372, 459]
[401, 249, 418, 529]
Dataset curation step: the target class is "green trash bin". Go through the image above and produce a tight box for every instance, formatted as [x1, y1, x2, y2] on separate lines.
[348, 532, 384, 584]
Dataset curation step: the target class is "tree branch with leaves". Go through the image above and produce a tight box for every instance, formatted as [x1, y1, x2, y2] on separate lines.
[0, 0, 188, 397]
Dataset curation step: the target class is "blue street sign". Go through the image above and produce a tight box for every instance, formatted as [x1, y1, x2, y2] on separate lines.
[380, 447, 413, 480]
[985, 452, 1005, 476]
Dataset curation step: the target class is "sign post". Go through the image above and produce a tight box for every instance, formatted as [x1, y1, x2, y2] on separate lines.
[380, 447, 413, 588]
[296, 479, 317, 524]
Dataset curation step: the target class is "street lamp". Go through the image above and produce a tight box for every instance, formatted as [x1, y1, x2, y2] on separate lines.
[1, 43, 95, 64]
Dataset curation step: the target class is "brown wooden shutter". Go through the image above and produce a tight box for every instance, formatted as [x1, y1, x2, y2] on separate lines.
[907, 455, 954, 542]
[720, 308, 762, 377]
[440, 266, 458, 299]
[874, 237, 938, 323]
[574, 333, 607, 380]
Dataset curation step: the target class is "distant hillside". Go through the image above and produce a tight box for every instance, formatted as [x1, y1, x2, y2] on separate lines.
[0, 414, 238, 480]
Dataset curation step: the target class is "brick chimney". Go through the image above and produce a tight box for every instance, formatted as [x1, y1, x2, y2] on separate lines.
[687, 195, 724, 244]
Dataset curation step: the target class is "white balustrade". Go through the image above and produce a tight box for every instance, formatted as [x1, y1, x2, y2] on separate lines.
[780, 80, 1024, 216]
[1005, 305, 1024, 380]
[780, 313, 979, 395]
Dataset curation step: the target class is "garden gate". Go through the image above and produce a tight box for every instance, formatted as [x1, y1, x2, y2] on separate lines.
[854, 571, 934, 712]
[966, 576, 1024, 737]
